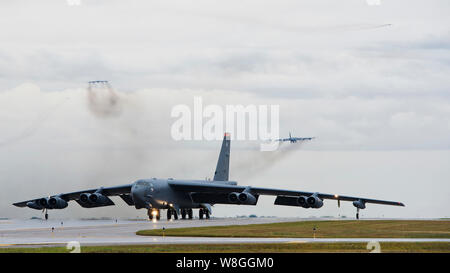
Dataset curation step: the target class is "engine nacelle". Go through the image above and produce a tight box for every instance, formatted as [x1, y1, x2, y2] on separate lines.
[26, 200, 44, 210]
[306, 195, 323, 208]
[237, 192, 257, 205]
[228, 192, 239, 203]
[37, 197, 51, 209]
[353, 200, 366, 209]
[48, 196, 68, 209]
[79, 193, 91, 203]
[89, 193, 108, 204]
[297, 196, 310, 208]
[228, 192, 257, 205]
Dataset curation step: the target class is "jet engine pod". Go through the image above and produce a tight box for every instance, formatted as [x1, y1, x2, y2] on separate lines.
[48, 196, 68, 209]
[26, 200, 43, 210]
[89, 193, 108, 204]
[297, 196, 311, 208]
[238, 192, 257, 205]
[228, 192, 239, 203]
[79, 193, 91, 203]
[352, 200, 366, 209]
[38, 198, 51, 209]
[306, 195, 323, 208]
[76, 193, 114, 208]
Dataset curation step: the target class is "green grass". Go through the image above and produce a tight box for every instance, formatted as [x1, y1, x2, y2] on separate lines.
[1, 242, 449, 253]
[137, 220, 450, 238]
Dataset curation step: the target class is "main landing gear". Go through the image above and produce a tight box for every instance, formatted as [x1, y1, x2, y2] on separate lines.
[199, 208, 210, 220]
[169, 208, 194, 220]
[147, 208, 203, 221]
[356, 208, 360, 220]
[147, 208, 160, 220]
[167, 208, 178, 220]
[181, 209, 193, 220]
[43, 209, 48, 220]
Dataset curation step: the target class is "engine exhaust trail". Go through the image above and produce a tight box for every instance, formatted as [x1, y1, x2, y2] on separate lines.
[232, 141, 305, 180]
[87, 81, 123, 118]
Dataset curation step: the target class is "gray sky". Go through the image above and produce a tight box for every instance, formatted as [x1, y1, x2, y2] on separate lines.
[0, 0, 449, 219]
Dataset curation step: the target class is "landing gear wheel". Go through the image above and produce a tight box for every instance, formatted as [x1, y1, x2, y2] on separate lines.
[148, 208, 160, 221]
[43, 209, 48, 220]
[148, 208, 153, 220]
[205, 210, 210, 219]
[356, 213, 359, 220]
[167, 209, 172, 220]
[199, 209, 204, 220]
[173, 210, 178, 220]
[181, 209, 186, 220]
[188, 209, 193, 219]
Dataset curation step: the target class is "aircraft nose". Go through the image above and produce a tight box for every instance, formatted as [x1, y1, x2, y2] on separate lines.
[131, 183, 149, 209]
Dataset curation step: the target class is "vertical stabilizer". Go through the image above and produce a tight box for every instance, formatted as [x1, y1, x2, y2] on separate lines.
[213, 133, 231, 181]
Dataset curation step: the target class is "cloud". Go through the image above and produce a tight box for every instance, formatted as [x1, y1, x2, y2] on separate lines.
[0, 1, 449, 218]
[0, 83, 448, 219]
[0, 0, 449, 98]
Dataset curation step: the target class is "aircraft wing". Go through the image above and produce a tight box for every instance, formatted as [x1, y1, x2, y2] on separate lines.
[13, 184, 133, 208]
[168, 181, 405, 207]
[292, 137, 314, 141]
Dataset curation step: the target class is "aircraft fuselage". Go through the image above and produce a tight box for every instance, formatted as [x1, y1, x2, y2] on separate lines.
[131, 179, 201, 210]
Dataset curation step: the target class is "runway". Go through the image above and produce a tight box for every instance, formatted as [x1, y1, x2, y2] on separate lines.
[0, 218, 449, 248]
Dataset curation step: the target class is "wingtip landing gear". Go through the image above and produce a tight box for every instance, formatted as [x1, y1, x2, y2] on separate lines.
[43, 209, 48, 220]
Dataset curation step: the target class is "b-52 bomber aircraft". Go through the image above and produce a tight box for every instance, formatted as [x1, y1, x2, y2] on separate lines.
[276, 132, 315, 143]
[13, 133, 404, 220]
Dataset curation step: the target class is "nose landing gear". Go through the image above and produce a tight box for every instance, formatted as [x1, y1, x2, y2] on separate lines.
[147, 208, 160, 220]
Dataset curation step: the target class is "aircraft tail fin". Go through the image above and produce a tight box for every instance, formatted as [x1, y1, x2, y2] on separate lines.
[213, 133, 231, 181]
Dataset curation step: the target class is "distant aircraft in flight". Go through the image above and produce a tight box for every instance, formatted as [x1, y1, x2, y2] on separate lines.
[276, 132, 315, 143]
[13, 133, 403, 221]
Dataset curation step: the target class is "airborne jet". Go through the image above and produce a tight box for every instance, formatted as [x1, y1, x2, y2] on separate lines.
[13, 133, 404, 220]
[276, 132, 315, 143]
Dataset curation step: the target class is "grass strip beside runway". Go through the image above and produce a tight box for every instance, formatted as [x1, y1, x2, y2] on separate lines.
[0, 242, 449, 253]
[137, 220, 450, 238]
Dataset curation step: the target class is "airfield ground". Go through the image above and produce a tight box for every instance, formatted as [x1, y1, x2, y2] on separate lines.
[0, 218, 448, 253]
[1, 242, 449, 253]
[137, 220, 450, 239]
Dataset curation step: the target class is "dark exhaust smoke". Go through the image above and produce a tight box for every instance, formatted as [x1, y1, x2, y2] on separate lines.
[87, 81, 123, 118]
